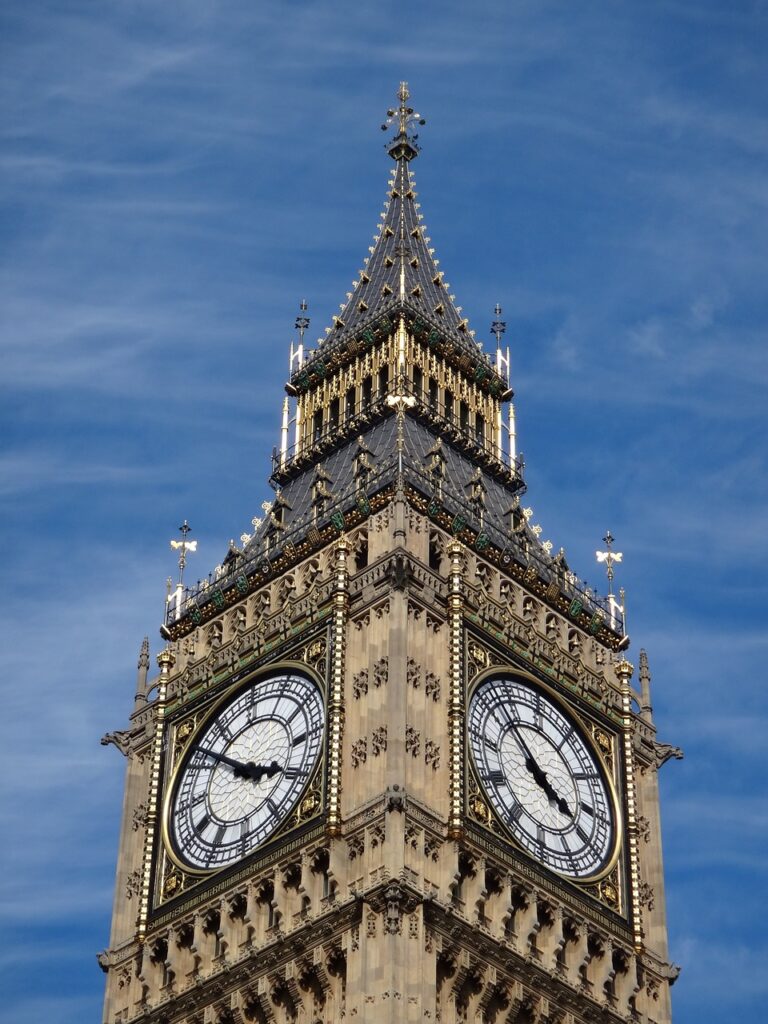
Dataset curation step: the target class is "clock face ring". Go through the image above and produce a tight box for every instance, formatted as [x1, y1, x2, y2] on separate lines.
[468, 673, 620, 880]
[164, 670, 325, 873]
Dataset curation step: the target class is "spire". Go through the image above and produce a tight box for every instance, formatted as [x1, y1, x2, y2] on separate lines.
[135, 636, 150, 708]
[639, 649, 653, 720]
[321, 84, 479, 350]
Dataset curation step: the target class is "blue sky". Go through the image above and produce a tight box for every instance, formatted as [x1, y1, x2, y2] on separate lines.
[1, 2, 767, 1020]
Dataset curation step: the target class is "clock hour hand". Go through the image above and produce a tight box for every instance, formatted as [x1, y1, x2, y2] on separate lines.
[198, 747, 282, 783]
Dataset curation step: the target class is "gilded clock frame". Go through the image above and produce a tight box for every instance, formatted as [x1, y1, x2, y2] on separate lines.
[465, 663, 624, 885]
[161, 660, 328, 878]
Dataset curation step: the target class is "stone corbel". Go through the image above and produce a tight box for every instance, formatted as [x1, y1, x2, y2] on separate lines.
[451, 952, 485, 1016]
[385, 783, 406, 813]
[270, 963, 303, 1018]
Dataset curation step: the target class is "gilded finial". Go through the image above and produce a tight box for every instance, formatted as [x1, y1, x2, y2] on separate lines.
[381, 82, 426, 162]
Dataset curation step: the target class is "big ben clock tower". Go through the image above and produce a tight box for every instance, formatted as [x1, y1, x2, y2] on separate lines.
[100, 85, 680, 1024]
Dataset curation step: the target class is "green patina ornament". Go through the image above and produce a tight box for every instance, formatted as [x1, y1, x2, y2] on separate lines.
[451, 514, 467, 535]
[588, 612, 604, 635]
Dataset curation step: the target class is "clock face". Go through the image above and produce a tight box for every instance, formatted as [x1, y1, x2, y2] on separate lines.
[166, 671, 324, 872]
[468, 675, 617, 880]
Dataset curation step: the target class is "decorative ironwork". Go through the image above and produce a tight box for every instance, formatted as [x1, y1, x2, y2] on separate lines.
[381, 81, 426, 162]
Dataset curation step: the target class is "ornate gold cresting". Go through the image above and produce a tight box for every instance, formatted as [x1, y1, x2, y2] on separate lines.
[137, 646, 175, 938]
[327, 537, 349, 835]
[617, 657, 643, 950]
[447, 540, 465, 839]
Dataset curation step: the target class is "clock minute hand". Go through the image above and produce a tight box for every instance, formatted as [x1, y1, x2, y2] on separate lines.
[510, 730, 573, 818]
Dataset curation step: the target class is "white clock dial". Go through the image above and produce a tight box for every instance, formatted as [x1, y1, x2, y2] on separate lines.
[468, 675, 618, 880]
[167, 672, 324, 872]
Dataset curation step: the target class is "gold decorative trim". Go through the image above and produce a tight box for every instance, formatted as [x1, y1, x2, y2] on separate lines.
[327, 537, 349, 835]
[137, 647, 174, 939]
[447, 540, 465, 838]
[617, 658, 643, 950]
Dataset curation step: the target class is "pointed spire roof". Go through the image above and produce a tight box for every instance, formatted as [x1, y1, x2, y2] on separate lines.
[319, 83, 479, 354]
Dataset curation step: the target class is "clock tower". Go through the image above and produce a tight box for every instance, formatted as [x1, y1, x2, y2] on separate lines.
[100, 84, 680, 1024]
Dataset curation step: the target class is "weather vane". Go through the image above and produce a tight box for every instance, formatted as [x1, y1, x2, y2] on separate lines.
[491, 303, 506, 347]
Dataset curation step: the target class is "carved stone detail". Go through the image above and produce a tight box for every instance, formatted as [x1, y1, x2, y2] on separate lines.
[652, 741, 684, 770]
[351, 738, 367, 768]
[125, 869, 142, 900]
[425, 671, 441, 702]
[405, 726, 421, 758]
[371, 726, 388, 756]
[352, 669, 369, 699]
[101, 730, 130, 756]
[347, 835, 365, 860]
[639, 881, 655, 910]
[424, 740, 440, 771]
[132, 802, 148, 832]
[372, 657, 388, 688]
[636, 814, 651, 843]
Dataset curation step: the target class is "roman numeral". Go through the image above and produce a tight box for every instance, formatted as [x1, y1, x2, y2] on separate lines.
[507, 803, 523, 825]
[178, 793, 206, 815]
[557, 727, 574, 751]
[287, 704, 303, 724]
[194, 813, 210, 835]
[580, 801, 594, 816]
[481, 769, 506, 786]
[284, 767, 309, 780]
[576, 824, 591, 845]
[533, 695, 543, 729]
[292, 732, 307, 746]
